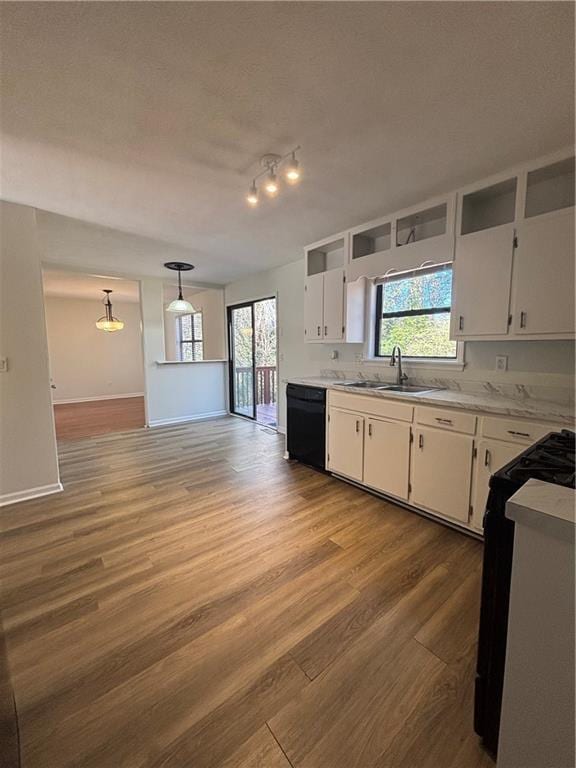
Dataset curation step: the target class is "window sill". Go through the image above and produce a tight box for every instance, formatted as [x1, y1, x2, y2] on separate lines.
[156, 359, 227, 365]
[361, 357, 466, 372]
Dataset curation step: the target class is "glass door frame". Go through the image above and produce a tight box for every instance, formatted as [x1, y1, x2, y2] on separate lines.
[227, 296, 277, 424]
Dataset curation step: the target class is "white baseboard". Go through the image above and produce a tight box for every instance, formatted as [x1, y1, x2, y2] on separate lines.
[0, 482, 64, 508]
[53, 393, 144, 404]
[147, 410, 228, 428]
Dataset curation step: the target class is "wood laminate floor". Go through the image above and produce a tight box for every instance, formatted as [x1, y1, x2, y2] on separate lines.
[0, 417, 492, 768]
[53, 396, 146, 440]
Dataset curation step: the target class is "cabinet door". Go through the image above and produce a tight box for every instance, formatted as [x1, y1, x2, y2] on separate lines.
[451, 225, 514, 337]
[323, 268, 345, 341]
[364, 418, 411, 500]
[327, 408, 364, 481]
[513, 208, 575, 335]
[304, 273, 324, 341]
[410, 427, 473, 523]
[471, 439, 523, 532]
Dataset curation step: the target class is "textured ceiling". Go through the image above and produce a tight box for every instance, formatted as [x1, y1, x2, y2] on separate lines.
[42, 270, 141, 303]
[1, 2, 574, 284]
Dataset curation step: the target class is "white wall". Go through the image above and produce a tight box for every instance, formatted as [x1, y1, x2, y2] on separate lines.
[163, 288, 226, 362]
[45, 297, 144, 402]
[141, 278, 227, 426]
[225, 257, 575, 431]
[0, 202, 60, 505]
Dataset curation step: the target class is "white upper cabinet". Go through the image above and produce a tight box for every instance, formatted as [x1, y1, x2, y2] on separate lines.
[304, 233, 365, 344]
[512, 208, 575, 335]
[323, 267, 345, 341]
[451, 224, 515, 337]
[450, 150, 575, 341]
[304, 272, 324, 341]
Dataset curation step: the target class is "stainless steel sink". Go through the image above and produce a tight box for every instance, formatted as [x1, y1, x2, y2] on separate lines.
[379, 384, 443, 394]
[340, 381, 388, 389]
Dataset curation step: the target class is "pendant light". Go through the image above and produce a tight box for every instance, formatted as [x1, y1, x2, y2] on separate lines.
[164, 262, 196, 313]
[96, 290, 124, 332]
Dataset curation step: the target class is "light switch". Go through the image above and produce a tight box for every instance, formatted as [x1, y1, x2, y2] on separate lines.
[0, 357, 8, 373]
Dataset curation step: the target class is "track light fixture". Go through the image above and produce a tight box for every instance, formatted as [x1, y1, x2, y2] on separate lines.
[245, 146, 301, 206]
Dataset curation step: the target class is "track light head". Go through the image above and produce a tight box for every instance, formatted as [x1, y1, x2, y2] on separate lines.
[264, 168, 279, 196]
[285, 153, 300, 183]
[246, 181, 258, 206]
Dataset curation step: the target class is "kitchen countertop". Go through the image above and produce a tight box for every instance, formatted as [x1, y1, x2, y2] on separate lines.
[285, 377, 574, 424]
[506, 478, 575, 540]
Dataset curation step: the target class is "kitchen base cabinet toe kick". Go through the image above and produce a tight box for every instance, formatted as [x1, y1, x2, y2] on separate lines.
[322, 390, 568, 536]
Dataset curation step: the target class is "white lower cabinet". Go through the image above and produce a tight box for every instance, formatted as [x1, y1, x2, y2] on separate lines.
[410, 427, 474, 524]
[327, 408, 364, 482]
[470, 439, 524, 531]
[364, 418, 411, 500]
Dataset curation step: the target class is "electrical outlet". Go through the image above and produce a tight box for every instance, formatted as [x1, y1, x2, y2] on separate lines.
[330, 350, 339, 360]
[0, 357, 7, 373]
[495, 355, 508, 372]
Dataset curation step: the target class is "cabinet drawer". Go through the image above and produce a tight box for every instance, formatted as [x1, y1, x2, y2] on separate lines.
[480, 416, 553, 444]
[329, 391, 413, 422]
[415, 406, 476, 435]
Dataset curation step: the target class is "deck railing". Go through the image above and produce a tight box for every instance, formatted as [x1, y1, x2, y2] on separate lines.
[234, 366, 277, 408]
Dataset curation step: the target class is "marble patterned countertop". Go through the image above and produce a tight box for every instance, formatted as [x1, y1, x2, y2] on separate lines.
[506, 479, 575, 540]
[285, 376, 575, 425]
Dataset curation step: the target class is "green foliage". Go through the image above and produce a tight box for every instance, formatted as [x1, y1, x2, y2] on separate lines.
[378, 267, 456, 358]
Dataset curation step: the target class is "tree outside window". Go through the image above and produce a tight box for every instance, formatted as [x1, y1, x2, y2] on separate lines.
[375, 265, 457, 359]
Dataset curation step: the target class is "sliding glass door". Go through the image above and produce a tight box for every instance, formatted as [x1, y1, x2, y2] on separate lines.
[228, 298, 277, 427]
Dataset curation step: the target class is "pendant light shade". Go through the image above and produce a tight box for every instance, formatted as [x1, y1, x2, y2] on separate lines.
[96, 290, 124, 332]
[164, 262, 196, 313]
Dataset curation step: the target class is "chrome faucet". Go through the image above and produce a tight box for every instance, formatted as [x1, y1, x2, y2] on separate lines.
[390, 346, 408, 385]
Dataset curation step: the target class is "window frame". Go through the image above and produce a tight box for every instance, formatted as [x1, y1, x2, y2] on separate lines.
[369, 264, 464, 367]
[177, 311, 204, 362]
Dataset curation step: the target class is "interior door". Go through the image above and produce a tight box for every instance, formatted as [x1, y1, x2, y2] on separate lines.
[327, 408, 364, 481]
[364, 418, 411, 500]
[304, 273, 324, 341]
[323, 268, 345, 341]
[228, 303, 255, 419]
[451, 225, 515, 337]
[513, 208, 575, 335]
[410, 427, 474, 523]
[471, 439, 523, 531]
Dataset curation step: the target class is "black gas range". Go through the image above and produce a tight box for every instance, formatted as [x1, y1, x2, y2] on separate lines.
[474, 429, 575, 758]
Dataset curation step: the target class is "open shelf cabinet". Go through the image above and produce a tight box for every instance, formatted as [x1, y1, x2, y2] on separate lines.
[460, 178, 517, 235]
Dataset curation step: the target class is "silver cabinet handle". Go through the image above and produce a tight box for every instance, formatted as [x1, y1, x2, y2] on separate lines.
[435, 417, 453, 425]
[368, 423, 372, 437]
[484, 449, 490, 467]
[458, 315, 464, 331]
[508, 429, 531, 438]
[317, 325, 321, 336]
[418, 433, 424, 449]
[520, 311, 527, 329]
[356, 420, 360, 433]
[324, 325, 328, 336]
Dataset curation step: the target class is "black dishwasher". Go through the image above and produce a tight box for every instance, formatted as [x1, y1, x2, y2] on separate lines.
[286, 384, 326, 470]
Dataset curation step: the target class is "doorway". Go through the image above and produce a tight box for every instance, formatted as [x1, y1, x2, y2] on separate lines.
[228, 297, 277, 427]
[42, 269, 146, 441]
